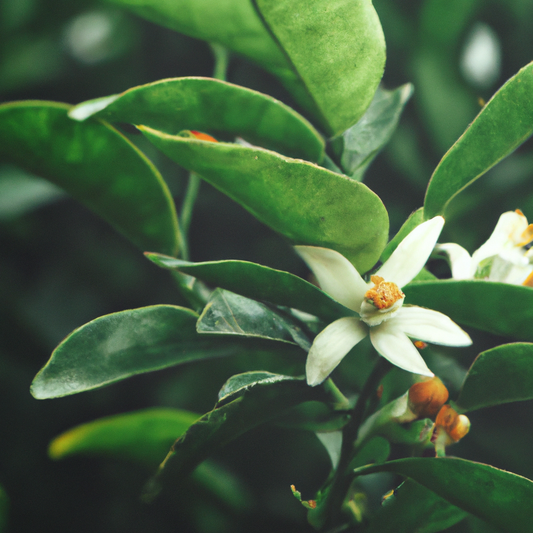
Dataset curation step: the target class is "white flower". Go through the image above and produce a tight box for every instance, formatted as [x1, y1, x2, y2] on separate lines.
[436, 209, 533, 286]
[296, 217, 472, 386]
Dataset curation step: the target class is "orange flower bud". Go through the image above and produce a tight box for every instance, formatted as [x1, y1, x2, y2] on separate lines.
[435, 405, 471, 443]
[408, 376, 449, 418]
[190, 130, 218, 142]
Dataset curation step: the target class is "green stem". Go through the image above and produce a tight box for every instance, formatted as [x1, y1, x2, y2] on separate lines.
[209, 42, 230, 81]
[179, 172, 201, 261]
[323, 378, 350, 409]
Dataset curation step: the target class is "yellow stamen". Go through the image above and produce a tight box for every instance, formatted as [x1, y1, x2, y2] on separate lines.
[364, 275, 405, 310]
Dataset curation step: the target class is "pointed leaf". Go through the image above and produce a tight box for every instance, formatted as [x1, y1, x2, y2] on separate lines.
[140, 129, 389, 272]
[403, 280, 533, 341]
[145, 253, 349, 321]
[69, 77, 325, 162]
[49, 408, 200, 466]
[0, 101, 179, 256]
[31, 305, 250, 399]
[424, 61, 533, 218]
[197, 288, 311, 350]
[254, 0, 386, 137]
[354, 457, 533, 533]
[457, 343, 533, 412]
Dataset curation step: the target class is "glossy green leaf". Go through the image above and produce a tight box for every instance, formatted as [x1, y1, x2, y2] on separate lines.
[30, 305, 248, 399]
[354, 457, 533, 533]
[198, 289, 311, 350]
[144, 373, 327, 498]
[145, 253, 349, 322]
[255, 0, 386, 137]
[337, 84, 413, 180]
[140, 128, 389, 272]
[424, 61, 533, 218]
[457, 343, 533, 412]
[69, 77, 325, 162]
[367, 479, 468, 533]
[0, 101, 180, 256]
[49, 408, 200, 466]
[403, 280, 533, 341]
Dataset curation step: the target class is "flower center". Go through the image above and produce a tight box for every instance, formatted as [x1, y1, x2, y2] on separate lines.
[364, 276, 405, 310]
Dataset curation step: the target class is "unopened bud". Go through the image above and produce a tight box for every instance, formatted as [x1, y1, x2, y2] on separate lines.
[434, 405, 471, 443]
[190, 130, 218, 142]
[408, 377, 449, 418]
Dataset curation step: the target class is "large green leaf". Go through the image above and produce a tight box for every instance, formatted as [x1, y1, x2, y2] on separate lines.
[0, 101, 179, 256]
[145, 253, 349, 321]
[254, 0, 386, 137]
[140, 128, 389, 272]
[197, 288, 312, 350]
[354, 457, 533, 533]
[424, 61, 533, 218]
[30, 305, 251, 399]
[403, 280, 533, 341]
[69, 77, 325, 162]
[457, 343, 533, 412]
[49, 408, 200, 466]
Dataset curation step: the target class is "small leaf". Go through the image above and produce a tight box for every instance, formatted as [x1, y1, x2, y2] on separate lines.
[140, 128, 389, 272]
[31, 305, 251, 399]
[49, 408, 200, 466]
[403, 280, 533, 341]
[354, 457, 533, 533]
[145, 253, 349, 322]
[69, 77, 325, 162]
[0, 101, 180, 256]
[198, 289, 311, 350]
[254, 0, 386, 137]
[424, 61, 533, 218]
[457, 343, 533, 412]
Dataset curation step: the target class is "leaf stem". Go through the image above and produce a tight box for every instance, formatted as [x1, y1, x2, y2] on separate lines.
[179, 172, 201, 261]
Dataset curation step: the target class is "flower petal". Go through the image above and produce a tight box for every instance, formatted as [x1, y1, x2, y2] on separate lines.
[369, 321, 434, 377]
[295, 245, 368, 312]
[435, 243, 474, 279]
[393, 306, 472, 346]
[377, 216, 444, 288]
[306, 317, 367, 386]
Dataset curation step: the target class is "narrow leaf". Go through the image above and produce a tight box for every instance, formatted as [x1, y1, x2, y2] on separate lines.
[255, 0, 386, 137]
[140, 128, 389, 272]
[457, 343, 533, 412]
[0, 101, 180, 256]
[424, 61, 533, 218]
[354, 457, 533, 533]
[69, 77, 325, 162]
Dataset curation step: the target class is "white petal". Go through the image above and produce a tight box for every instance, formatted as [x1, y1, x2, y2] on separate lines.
[377, 216, 444, 288]
[369, 321, 434, 376]
[435, 243, 474, 279]
[393, 306, 472, 346]
[295, 246, 368, 312]
[306, 317, 368, 386]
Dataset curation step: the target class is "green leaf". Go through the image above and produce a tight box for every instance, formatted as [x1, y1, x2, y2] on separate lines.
[49, 408, 200, 466]
[457, 343, 533, 412]
[380, 207, 424, 263]
[0, 101, 179, 256]
[69, 77, 325, 162]
[274, 401, 350, 432]
[254, 0, 386, 137]
[354, 457, 533, 533]
[145, 253, 349, 322]
[198, 289, 311, 350]
[336, 84, 413, 180]
[424, 61, 533, 218]
[140, 128, 389, 272]
[30, 305, 249, 399]
[367, 479, 468, 533]
[403, 280, 533, 341]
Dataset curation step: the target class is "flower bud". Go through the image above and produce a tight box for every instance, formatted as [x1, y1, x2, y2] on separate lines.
[408, 376, 449, 418]
[434, 405, 471, 443]
[190, 130, 218, 142]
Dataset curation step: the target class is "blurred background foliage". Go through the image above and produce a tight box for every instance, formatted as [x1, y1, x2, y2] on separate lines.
[1, 0, 533, 531]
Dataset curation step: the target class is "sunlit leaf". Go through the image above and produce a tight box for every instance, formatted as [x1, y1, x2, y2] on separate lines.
[145, 253, 349, 322]
[354, 457, 533, 533]
[49, 408, 200, 466]
[457, 343, 533, 412]
[69, 77, 325, 162]
[140, 128, 389, 272]
[424, 61, 533, 218]
[254, 0, 386, 137]
[0, 101, 180, 256]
